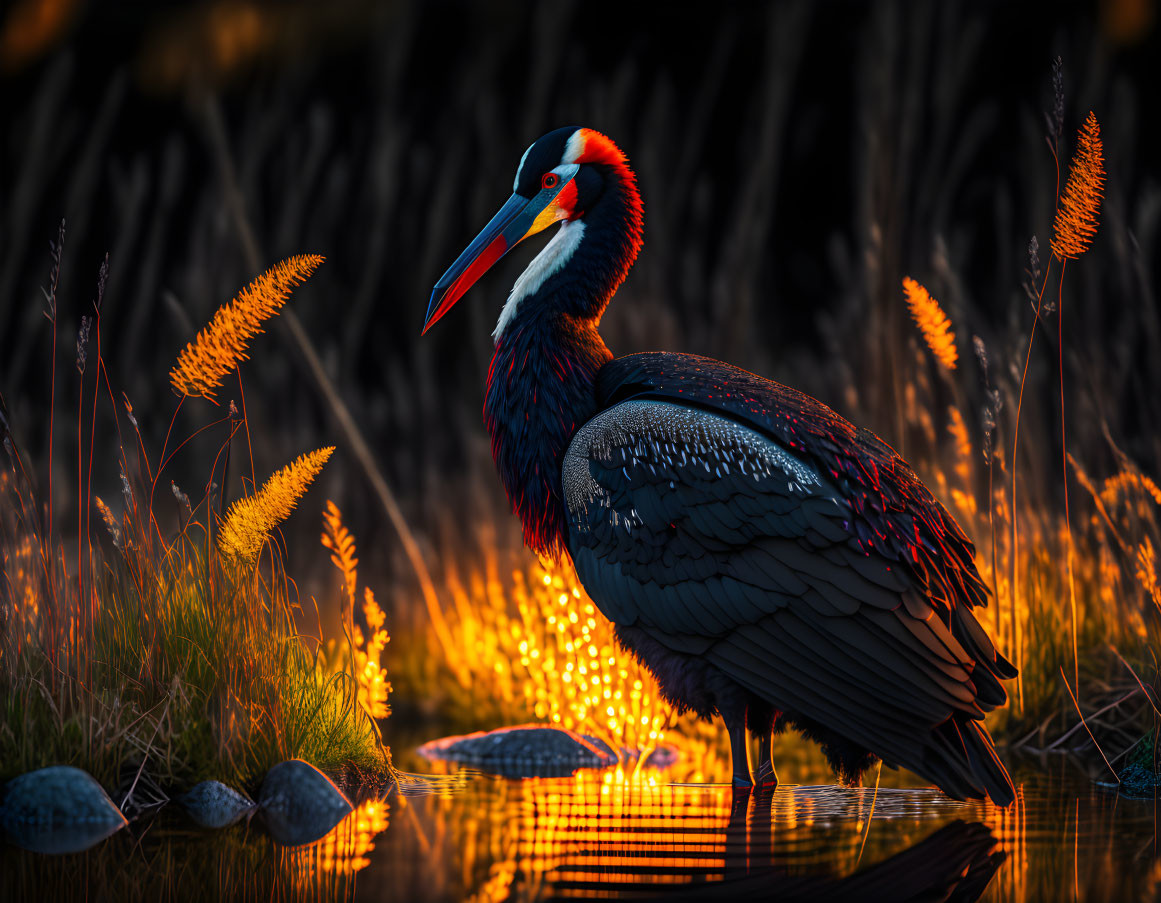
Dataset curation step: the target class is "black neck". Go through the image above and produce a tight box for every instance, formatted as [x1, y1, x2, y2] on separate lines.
[484, 315, 610, 558]
[483, 166, 641, 557]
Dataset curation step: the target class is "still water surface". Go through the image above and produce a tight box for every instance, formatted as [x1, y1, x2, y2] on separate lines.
[2, 759, 1156, 901]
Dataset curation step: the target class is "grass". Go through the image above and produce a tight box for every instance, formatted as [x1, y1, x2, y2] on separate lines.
[0, 256, 390, 795]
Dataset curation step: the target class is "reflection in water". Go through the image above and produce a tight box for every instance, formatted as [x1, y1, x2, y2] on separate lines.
[656, 819, 1003, 902]
[368, 768, 1159, 902]
[1, 767, 1158, 900]
[385, 770, 996, 901]
[2, 819, 126, 856]
[317, 799, 390, 874]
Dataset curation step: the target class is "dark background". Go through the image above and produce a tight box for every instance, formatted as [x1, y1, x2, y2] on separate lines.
[2, 0, 1158, 634]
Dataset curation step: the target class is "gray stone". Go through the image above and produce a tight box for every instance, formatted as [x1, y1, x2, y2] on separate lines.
[418, 724, 619, 778]
[1, 766, 127, 828]
[179, 780, 256, 829]
[1110, 762, 1161, 797]
[257, 759, 352, 846]
[1, 766, 127, 854]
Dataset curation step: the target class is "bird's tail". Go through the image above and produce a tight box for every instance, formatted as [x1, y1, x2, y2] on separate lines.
[923, 715, 1016, 807]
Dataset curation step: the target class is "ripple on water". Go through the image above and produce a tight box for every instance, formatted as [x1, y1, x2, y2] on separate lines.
[1, 765, 1157, 901]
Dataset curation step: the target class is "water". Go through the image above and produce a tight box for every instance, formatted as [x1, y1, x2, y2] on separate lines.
[2, 760, 1156, 901]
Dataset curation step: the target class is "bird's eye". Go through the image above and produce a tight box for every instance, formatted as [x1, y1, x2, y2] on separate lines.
[542, 173, 558, 190]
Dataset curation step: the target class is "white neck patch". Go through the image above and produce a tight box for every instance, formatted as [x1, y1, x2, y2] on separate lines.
[492, 220, 586, 342]
[563, 129, 586, 164]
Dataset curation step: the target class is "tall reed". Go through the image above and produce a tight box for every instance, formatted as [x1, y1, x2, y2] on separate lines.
[0, 253, 387, 791]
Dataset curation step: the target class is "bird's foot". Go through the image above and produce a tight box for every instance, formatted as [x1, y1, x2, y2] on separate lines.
[753, 761, 779, 790]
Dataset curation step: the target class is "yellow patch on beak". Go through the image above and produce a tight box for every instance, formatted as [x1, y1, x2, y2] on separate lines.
[522, 178, 578, 241]
[524, 199, 568, 240]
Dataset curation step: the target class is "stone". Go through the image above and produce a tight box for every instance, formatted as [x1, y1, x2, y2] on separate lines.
[257, 759, 352, 846]
[0, 765, 127, 854]
[1110, 762, 1161, 797]
[418, 724, 619, 778]
[179, 780, 256, 829]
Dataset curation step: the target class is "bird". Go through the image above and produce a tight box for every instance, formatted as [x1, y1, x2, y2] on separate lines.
[422, 126, 1017, 805]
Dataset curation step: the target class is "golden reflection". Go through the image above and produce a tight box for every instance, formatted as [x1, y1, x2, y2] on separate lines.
[353, 769, 1160, 901]
[383, 769, 1012, 901]
[3, 768, 1157, 900]
[315, 799, 391, 875]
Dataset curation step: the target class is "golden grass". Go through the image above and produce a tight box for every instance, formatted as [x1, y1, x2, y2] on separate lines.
[321, 502, 392, 721]
[0, 238, 395, 792]
[1, 475, 384, 789]
[169, 254, 324, 400]
[322, 499, 358, 604]
[1134, 538, 1160, 612]
[460, 559, 672, 753]
[2, 250, 389, 796]
[1101, 469, 1161, 509]
[395, 548, 735, 782]
[902, 276, 958, 370]
[93, 496, 121, 548]
[1051, 112, 1105, 261]
[218, 446, 334, 564]
[354, 589, 391, 720]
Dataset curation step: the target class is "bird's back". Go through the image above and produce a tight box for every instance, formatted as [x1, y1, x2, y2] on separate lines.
[592, 352, 1004, 627]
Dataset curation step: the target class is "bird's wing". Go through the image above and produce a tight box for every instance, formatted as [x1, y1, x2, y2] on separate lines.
[564, 385, 1014, 802]
[594, 353, 1013, 651]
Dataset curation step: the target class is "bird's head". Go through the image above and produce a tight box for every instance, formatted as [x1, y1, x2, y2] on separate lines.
[423, 126, 642, 337]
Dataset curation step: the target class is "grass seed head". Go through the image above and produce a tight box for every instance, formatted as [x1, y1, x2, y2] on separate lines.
[170, 254, 324, 400]
[218, 446, 334, 565]
[903, 277, 958, 370]
[1051, 112, 1105, 261]
[321, 499, 358, 604]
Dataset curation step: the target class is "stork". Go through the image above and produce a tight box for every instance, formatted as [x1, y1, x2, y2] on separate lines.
[422, 127, 1016, 804]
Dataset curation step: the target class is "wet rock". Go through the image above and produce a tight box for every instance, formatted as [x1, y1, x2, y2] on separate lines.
[258, 759, 352, 846]
[1112, 763, 1161, 797]
[418, 724, 619, 778]
[0, 766, 127, 854]
[180, 780, 256, 829]
[0, 766, 127, 828]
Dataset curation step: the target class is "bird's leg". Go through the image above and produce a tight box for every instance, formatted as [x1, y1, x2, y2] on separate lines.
[748, 702, 779, 789]
[754, 732, 778, 788]
[722, 705, 754, 788]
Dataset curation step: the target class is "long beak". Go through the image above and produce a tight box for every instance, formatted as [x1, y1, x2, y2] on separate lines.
[422, 164, 579, 334]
